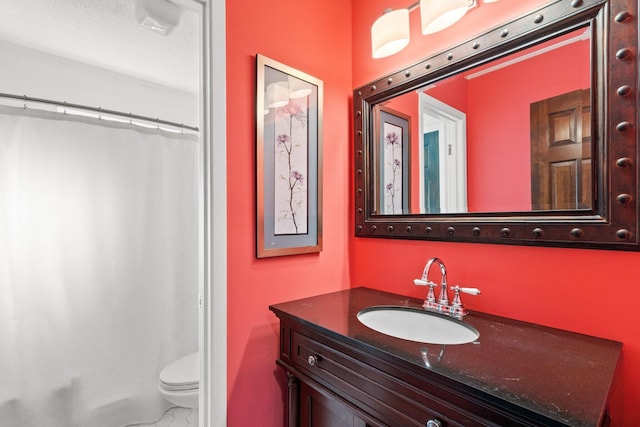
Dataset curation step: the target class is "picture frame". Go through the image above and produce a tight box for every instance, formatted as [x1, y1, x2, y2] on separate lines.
[256, 54, 323, 258]
[373, 105, 410, 215]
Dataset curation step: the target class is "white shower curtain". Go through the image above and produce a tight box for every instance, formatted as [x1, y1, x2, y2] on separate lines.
[0, 106, 199, 427]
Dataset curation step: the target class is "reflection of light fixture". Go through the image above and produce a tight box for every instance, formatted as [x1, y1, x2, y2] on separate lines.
[371, 0, 477, 58]
[371, 9, 410, 59]
[288, 76, 313, 99]
[266, 82, 290, 108]
[135, 0, 182, 36]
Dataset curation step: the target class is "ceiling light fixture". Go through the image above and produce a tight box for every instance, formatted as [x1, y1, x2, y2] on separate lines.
[371, 0, 478, 58]
[135, 0, 182, 36]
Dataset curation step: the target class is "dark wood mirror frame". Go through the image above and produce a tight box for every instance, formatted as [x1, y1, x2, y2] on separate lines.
[353, 0, 639, 250]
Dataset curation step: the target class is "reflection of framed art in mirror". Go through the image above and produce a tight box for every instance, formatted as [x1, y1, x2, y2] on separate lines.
[373, 105, 410, 215]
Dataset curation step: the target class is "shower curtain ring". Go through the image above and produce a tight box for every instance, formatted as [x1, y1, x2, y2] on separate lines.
[156, 118, 160, 129]
[129, 112, 133, 125]
[23, 94, 27, 109]
[63, 101, 67, 114]
[98, 107, 102, 120]
[181, 123, 184, 134]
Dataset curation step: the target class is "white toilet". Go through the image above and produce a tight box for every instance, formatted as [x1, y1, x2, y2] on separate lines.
[158, 351, 199, 408]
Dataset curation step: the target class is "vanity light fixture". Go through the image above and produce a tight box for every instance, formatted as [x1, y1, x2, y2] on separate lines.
[372, 8, 411, 59]
[371, 0, 480, 58]
[135, 0, 182, 36]
[420, 0, 476, 35]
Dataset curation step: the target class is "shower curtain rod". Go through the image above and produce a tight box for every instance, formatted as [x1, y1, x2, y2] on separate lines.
[0, 92, 199, 132]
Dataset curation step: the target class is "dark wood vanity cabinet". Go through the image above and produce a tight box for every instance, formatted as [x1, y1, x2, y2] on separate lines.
[270, 288, 621, 427]
[274, 325, 613, 427]
[278, 323, 519, 427]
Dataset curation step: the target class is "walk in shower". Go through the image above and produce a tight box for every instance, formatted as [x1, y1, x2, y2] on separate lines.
[0, 1, 209, 425]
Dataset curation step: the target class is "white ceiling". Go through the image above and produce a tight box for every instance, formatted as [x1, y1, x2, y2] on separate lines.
[0, 0, 200, 93]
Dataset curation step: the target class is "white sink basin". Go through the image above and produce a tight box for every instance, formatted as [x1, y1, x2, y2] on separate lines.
[357, 306, 479, 345]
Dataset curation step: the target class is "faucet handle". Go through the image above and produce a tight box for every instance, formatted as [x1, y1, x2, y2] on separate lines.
[453, 286, 481, 296]
[414, 278, 438, 309]
[414, 278, 437, 292]
[449, 285, 481, 319]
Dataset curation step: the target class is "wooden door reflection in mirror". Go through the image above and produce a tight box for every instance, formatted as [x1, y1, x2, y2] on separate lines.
[531, 89, 592, 211]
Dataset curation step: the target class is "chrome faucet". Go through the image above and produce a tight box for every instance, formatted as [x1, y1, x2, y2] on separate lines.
[414, 257, 481, 320]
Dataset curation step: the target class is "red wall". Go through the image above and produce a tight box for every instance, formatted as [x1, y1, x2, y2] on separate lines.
[466, 35, 591, 212]
[351, 1, 639, 426]
[225, 0, 352, 425]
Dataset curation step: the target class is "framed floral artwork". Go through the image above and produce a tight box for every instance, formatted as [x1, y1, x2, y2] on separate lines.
[256, 54, 323, 258]
[373, 105, 410, 215]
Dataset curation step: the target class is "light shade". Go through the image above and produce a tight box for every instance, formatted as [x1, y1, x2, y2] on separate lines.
[135, 0, 182, 36]
[266, 82, 290, 108]
[288, 76, 312, 99]
[420, 0, 472, 35]
[371, 9, 410, 59]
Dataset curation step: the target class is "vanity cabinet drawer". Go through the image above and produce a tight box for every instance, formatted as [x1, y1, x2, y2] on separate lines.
[300, 381, 385, 427]
[291, 330, 501, 427]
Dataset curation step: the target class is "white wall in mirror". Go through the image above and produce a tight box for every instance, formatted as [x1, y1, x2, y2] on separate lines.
[418, 92, 467, 214]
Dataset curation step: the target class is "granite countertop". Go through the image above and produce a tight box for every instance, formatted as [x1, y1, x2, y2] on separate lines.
[270, 287, 622, 427]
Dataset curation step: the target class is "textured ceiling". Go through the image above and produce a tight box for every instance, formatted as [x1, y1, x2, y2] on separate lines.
[0, 0, 200, 93]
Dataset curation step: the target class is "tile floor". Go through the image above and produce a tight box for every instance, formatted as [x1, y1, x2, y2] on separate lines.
[124, 407, 197, 427]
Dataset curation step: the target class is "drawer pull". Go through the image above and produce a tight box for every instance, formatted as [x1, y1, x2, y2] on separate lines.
[426, 419, 443, 427]
[307, 355, 319, 366]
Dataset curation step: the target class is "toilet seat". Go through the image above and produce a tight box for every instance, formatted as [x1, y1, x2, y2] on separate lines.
[160, 382, 198, 392]
[159, 352, 199, 392]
